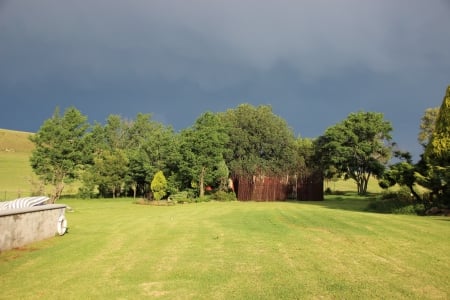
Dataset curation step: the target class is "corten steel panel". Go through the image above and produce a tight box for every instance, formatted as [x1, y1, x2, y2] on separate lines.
[234, 173, 323, 201]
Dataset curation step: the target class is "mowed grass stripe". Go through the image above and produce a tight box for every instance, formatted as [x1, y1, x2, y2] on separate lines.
[1, 199, 449, 299]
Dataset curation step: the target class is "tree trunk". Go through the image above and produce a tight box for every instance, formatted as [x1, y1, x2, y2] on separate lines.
[199, 167, 206, 198]
[52, 182, 65, 203]
[131, 183, 137, 199]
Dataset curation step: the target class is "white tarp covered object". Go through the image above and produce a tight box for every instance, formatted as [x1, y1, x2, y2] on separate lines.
[0, 196, 49, 210]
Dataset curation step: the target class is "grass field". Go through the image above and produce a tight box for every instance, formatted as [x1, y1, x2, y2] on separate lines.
[0, 129, 36, 200]
[1, 198, 449, 299]
[0, 129, 82, 200]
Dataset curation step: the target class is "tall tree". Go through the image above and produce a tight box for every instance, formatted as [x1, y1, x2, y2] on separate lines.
[418, 107, 439, 147]
[420, 86, 450, 205]
[83, 115, 132, 197]
[315, 111, 393, 195]
[30, 107, 91, 202]
[92, 149, 129, 198]
[221, 104, 296, 177]
[179, 112, 229, 197]
[126, 114, 177, 197]
[379, 150, 421, 202]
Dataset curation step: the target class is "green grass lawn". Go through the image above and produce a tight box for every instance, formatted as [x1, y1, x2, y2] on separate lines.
[1, 198, 449, 299]
[0, 151, 36, 200]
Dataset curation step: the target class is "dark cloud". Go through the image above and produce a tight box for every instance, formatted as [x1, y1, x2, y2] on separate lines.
[0, 0, 449, 159]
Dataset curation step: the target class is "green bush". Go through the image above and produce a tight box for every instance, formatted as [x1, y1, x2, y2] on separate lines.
[151, 171, 168, 201]
[195, 196, 211, 203]
[211, 190, 237, 201]
[169, 191, 190, 203]
[367, 190, 424, 215]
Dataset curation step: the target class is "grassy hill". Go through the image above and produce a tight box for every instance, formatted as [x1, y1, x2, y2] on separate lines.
[0, 128, 35, 153]
[0, 129, 37, 200]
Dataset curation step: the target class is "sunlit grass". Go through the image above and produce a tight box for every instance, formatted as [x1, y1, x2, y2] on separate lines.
[0, 152, 36, 200]
[1, 198, 448, 299]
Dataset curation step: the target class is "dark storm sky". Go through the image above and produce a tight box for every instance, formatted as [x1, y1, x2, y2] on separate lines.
[1, 0, 449, 160]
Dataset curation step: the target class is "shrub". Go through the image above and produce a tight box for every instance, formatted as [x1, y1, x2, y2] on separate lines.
[211, 190, 237, 201]
[367, 189, 424, 215]
[151, 171, 168, 201]
[195, 196, 211, 203]
[169, 191, 190, 203]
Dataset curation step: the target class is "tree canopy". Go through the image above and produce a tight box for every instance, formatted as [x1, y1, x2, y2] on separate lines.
[28, 102, 407, 201]
[221, 104, 296, 177]
[420, 86, 450, 206]
[315, 111, 393, 195]
[30, 107, 91, 202]
[418, 107, 439, 148]
[178, 112, 229, 197]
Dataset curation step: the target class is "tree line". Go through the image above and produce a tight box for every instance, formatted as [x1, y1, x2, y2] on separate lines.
[30, 86, 450, 210]
[30, 104, 307, 201]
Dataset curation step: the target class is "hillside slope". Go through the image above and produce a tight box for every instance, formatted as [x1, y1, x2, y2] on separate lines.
[0, 128, 34, 153]
[0, 129, 36, 200]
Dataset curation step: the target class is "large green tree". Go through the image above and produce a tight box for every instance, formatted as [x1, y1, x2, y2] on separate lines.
[379, 150, 421, 201]
[92, 149, 129, 198]
[83, 115, 132, 197]
[30, 107, 91, 202]
[315, 111, 393, 195]
[221, 104, 296, 177]
[420, 86, 450, 205]
[178, 112, 229, 197]
[126, 114, 177, 198]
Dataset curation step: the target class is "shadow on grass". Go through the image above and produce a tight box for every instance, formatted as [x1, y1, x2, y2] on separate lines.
[288, 191, 378, 213]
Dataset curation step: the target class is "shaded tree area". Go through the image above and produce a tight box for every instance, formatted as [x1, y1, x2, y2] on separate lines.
[418, 107, 439, 147]
[220, 104, 322, 200]
[221, 104, 296, 177]
[177, 112, 229, 198]
[31, 103, 322, 201]
[37, 97, 450, 203]
[29, 86, 450, 212]
[315, 111, 393, 195]
[379, 86, 450, 212]
[420, 86, 450, 207]
[30, 107, 91, 202]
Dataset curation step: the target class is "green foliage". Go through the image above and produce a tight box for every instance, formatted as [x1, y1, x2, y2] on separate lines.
[29, 107, 91, 202]
[169, 191, 190, 203]
[425, 86, 450, 163]
[420, 86, 450, 206]
[151, 170, 167, 201]
[418, 107, 439, 147]
[215, 160, 230, 191]
[93, 149, 129, 198]
[379, 150, 422, 202]
[315, 111, 393, 195]
[195, 195, 211, 203]
[367, 189, 425, 215]
[211, 190, 237, 201]
[178, 112, 229, 197]
[221, 104, 296, 177]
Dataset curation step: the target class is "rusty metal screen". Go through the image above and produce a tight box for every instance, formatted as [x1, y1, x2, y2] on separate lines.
[233, 173, 323, 201]
[296, 172, 323, 201]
